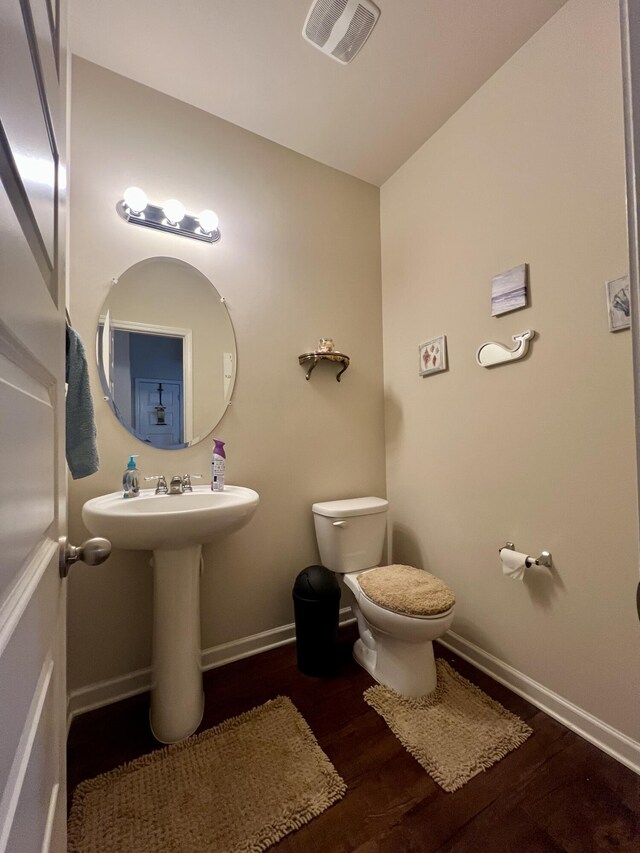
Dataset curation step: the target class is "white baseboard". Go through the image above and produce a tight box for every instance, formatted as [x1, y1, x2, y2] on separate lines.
[67, 608, 356, 726]
[66, 666, 152, 730]
[67, 618, 640, 776]
[437, 630, 640, 776]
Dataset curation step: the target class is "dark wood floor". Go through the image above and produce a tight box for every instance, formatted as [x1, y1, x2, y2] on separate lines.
[67, 625, 639, 852]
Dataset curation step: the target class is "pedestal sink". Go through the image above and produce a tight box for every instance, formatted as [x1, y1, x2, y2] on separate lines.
[82, 486, 259, 742]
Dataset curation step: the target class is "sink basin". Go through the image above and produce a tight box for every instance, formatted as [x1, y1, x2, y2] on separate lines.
[82, 485, 259, 550]
[81, 484, 259, 744]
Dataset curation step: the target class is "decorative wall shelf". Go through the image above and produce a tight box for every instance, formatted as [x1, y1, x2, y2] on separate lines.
[298, 351, 350, 381]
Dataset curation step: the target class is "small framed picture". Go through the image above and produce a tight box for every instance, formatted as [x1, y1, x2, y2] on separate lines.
[419, 335, 447, 376]
[491, 263, 528, 317]
[605, 274, 630, 332]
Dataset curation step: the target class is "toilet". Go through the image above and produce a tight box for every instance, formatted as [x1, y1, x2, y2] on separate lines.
[312, 496, 455, 697]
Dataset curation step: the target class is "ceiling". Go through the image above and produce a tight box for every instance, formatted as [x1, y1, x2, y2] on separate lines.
[69, 0, 567, 186]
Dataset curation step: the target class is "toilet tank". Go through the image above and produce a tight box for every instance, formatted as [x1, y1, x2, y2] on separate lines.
[312, 497, 388, 573]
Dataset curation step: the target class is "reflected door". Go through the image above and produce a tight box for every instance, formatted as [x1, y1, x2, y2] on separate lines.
[135, 380, 183, 446]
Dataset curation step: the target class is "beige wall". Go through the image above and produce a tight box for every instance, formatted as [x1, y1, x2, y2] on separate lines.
[67, 58, 384, 691]
[381, 0, 640, 740]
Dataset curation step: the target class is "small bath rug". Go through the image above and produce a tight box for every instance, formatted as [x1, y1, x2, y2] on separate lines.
[364, 660, 532, 792]
[68, 696, 346, 853]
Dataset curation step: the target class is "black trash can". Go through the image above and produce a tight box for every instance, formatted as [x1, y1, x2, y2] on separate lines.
[292, 565, 341, 676]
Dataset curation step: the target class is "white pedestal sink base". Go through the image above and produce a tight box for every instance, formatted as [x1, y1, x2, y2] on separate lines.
[150, 545, 204, 743]
[81, 486, 260, 743]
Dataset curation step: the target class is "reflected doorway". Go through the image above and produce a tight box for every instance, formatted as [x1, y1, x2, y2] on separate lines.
[98, 319, 193, 448]
[114, 330, 184, 446]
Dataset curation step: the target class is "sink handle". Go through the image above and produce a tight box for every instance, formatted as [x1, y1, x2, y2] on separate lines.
[182, 473, 203, 492]
[144, 474, 168, 494]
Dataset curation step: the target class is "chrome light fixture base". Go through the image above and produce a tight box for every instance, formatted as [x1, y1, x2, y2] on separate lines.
[116, 200, 221, 243]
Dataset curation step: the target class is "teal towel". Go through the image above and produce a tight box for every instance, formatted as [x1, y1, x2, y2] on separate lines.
[66, 326, 99, 479]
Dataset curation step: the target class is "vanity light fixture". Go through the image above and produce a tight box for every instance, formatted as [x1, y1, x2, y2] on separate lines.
[116, 187, 221, 243]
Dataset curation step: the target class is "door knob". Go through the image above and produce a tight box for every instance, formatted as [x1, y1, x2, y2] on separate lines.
[59, 536, 112, 578]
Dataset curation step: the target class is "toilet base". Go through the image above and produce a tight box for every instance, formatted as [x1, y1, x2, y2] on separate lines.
[353, 637, 377, 677]
[352, 634, 438, 697]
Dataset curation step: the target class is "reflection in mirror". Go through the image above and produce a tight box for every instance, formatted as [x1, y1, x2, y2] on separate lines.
[97, 257, 236, 449]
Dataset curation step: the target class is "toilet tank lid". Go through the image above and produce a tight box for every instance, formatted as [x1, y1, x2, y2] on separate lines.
[312, 496, 389, 518]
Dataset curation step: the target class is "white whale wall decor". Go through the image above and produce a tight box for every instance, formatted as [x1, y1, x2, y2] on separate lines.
[476, 329, 535, 368]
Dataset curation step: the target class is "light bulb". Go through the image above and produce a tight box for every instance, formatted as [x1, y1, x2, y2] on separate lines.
[123, 186, 148, 214]
[162, 199, 185, 225]
[198, 209, 219, 233]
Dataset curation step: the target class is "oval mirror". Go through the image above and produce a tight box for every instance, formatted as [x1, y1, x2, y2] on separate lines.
[96, 257, 236, 449]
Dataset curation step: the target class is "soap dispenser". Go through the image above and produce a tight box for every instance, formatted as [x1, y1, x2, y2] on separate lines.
[122, 454, 140, 498]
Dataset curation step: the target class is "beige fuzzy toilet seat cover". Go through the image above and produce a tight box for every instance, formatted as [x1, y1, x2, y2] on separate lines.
[358, 565, 455, 616]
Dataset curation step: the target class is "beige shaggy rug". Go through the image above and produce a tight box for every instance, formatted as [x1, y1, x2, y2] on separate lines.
[364, 660, 532, 792]
[68, 696, 346, 853]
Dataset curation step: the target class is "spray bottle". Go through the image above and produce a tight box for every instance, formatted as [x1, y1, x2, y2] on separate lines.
[211, 439, 226, 492]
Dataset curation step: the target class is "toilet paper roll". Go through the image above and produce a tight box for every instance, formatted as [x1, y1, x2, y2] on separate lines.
[500, 548, 528, 581]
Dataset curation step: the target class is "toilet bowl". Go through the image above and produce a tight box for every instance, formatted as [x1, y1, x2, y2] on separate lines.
[344, 570, 454, 695]
[312, 497, 455, 697]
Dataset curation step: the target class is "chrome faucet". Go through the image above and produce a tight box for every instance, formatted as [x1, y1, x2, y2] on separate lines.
[160, 473, 203, 495]
[169, 475, 183, 495]
[145, 474, 202, 495]
[144, 474, 168, 495]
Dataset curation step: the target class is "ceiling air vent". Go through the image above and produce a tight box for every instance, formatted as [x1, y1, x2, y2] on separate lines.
[303, 0, 381, 65]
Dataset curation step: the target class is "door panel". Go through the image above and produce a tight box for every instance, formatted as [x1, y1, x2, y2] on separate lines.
[0, 190, 58, 364]
[0, 0, 57, 273]
[136, 379, 183, 446]
[3, 656, 58, 853]
[0, 546, 58, 793]
[25, 0, 60, 127]
[0, 349, 55, 603]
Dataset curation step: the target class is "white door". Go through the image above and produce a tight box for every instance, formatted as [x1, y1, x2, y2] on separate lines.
[0, 0, 68, 850]
[620, 0, 640, 616]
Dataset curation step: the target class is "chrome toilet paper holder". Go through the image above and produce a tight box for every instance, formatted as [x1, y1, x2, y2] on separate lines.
[500, 541, 552, 568]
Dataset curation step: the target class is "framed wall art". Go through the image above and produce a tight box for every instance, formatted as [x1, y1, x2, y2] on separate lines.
[491, 263, 528, 317]
[419, 335, 447, 376]
[605, 274, 630, 332]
